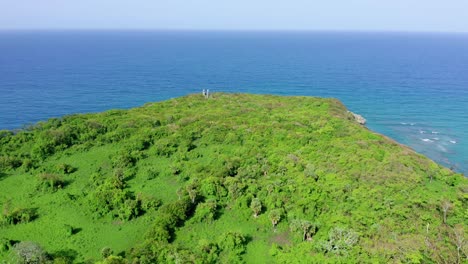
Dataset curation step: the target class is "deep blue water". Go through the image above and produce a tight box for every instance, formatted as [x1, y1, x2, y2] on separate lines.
[0, 31, 467, 174]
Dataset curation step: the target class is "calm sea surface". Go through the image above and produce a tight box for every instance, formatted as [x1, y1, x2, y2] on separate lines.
[0, 31, 467, 174]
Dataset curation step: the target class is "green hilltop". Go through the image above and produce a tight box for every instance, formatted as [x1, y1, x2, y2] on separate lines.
[0, 93, 466, 263]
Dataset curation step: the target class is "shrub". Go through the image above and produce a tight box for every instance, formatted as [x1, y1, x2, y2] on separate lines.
[158, 198, 193, 224]
[137, 194, 161, 212]
[268, 209, 282, 230]
[290, 219, 317, 241]
[101, 247, 113, 258]
[101, 255, 127, 264]
[126, 137, 151, 151]
[117, 199, 141, 221]
[20, 158, 36, 172]
[153, 138, 178, 157]
[89, 184, 128, 217]
[0, 130, 13, 139]
[304, 164, 318, 180]
[89, 174, 151, 220]
[55, 163, 76, 174]
[322, 227, 359, 256]
[37, 173, 65, 192]
[0, 237, 12, 252]
[112, 152, 135, 168]
[145, 168, 159, 180]
[250, 198, 262, 218]
[200, 177, 223, 198]
[12, 241, 48, 264]
[1, 202, 38, 225]
[0, 156, 22, 170]
[192, 200, 217, 223]
[217, 232, 247, 255]
[111, 150, 142, 168]
[146, 226, 171, 243]
[196, 239, 219, 263]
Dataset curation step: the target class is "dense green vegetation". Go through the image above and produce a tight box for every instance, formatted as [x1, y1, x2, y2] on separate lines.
[0, 93, 466, 263]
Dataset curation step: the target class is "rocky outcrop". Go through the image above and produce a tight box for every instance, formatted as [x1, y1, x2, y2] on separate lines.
[349, 111, 366, 125]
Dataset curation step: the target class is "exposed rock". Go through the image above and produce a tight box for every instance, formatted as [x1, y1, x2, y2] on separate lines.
[349, 111, 366, 125]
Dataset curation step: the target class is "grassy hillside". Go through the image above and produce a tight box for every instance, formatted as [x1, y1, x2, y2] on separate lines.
[0, 93, 466, 263]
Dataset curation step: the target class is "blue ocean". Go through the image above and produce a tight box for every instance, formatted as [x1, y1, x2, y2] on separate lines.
[0, 31, 467, 174]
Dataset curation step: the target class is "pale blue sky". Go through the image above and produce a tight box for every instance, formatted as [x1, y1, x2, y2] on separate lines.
[1, 0, 467, 32]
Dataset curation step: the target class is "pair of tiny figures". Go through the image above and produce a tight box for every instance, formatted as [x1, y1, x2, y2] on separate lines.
[202, 89, 210, 98]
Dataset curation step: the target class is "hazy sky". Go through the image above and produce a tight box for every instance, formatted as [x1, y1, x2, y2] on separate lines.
[1, 0, 468, 32]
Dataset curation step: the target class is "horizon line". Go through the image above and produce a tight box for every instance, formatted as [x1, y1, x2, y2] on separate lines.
[0, 28, 468, 35]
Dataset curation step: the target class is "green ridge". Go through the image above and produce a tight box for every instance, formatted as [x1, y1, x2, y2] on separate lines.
[0, 93, 466, 263]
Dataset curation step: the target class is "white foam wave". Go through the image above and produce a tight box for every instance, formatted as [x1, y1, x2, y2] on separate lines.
[449, 140, 457, 144]
[431, 131, 439, 134]
[421, 138, 433, 142]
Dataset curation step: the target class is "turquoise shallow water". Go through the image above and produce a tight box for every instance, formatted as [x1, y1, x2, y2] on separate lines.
[0, 31, 467, 174]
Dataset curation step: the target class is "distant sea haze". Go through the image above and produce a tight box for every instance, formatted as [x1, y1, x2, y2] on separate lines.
[0, 30, 467, 174]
